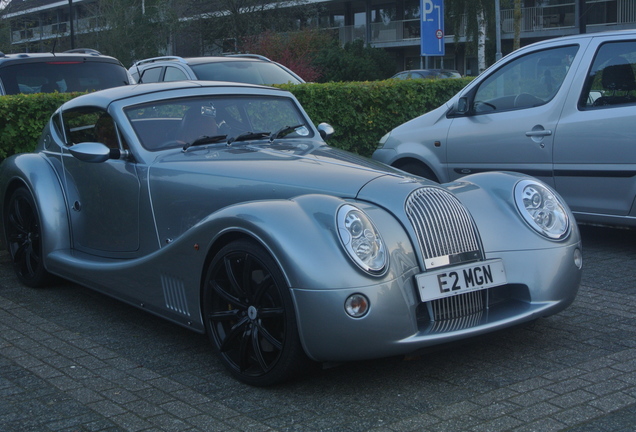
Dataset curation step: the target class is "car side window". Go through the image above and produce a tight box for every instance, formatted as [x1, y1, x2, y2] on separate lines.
[138, 66, 162, 83]
[62, 109, 127, 150]
[580, 41, 636, 109]
[164, 66, 188, 82]
[472, 45, 578, 114]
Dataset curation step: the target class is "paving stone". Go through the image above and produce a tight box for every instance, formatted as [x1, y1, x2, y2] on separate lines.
[1, 226, 636, 431]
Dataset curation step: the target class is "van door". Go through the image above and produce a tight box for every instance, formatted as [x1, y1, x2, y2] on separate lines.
[445, 45, 580, 187]
[554, 38, 636, 219]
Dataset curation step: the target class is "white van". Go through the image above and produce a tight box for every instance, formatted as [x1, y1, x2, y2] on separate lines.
[373, 30, 636, 228]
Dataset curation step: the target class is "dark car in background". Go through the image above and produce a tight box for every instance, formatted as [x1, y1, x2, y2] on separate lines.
[391, 69, 462, 80]
[129, 54, 305, 85]
[0, 49, 134, 95]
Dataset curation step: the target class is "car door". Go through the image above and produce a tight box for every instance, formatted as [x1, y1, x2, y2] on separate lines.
[553, 37, 636, 218]
[59, 108, 141, 255]
[445, 44, 581, 187]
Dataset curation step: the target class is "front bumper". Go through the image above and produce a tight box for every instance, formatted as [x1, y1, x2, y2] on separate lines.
[291, 242, 581, 362]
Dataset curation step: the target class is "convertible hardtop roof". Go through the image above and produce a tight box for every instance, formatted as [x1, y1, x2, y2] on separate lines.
[61, 80, 285, 111]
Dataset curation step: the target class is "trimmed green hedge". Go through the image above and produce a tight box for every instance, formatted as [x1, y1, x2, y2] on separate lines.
[0, 78, 472, 159]
[0, 92, 80, 159]
[282, 78, 471, 157]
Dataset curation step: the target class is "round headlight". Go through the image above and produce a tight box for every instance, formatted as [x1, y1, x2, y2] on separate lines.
[337, 205, 387, 275]
[514, 179, 570, 240]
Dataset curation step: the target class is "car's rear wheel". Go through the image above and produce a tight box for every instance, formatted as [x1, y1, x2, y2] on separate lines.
[4, 187, 52, 287]
[203, 239, 310, 386]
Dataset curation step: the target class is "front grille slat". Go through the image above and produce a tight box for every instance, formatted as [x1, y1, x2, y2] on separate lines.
[406, 187, 480, 261]
[406, 187, 488, 330]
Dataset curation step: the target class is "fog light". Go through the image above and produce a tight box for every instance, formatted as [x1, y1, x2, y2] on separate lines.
[345, 294, 369, 318]
[573, 248, 583, 269]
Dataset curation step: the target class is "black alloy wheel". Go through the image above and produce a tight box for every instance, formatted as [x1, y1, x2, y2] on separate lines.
[5, 187, 52, 287]
[203, 239, 309, 386]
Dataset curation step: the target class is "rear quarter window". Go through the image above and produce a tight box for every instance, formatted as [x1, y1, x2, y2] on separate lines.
[579, 40, 636, 109]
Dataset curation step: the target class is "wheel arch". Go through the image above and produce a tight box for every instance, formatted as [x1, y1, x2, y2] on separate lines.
[193, 194, 411, 322]
[0, 154, 71, 257]
[391, 157, 440, 182]
[385, 138, 448, 183]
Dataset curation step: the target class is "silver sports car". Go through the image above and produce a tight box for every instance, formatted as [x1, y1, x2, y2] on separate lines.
[0, 81, 582, 386]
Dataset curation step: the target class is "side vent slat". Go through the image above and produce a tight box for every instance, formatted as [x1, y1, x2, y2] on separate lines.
[161, 275, 191, 317]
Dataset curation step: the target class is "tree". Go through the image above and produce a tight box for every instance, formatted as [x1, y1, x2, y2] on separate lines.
[82, 0, 181, 66]
[313, 39, 396, 82]
[446, 0, 495, 73]
[513, 0, 522, 50]
[191, 0, 320, 55]
[240, 29, 332, 82]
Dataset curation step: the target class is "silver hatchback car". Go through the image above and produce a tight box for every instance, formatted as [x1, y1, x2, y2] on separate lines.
[374, 30, 636, 228]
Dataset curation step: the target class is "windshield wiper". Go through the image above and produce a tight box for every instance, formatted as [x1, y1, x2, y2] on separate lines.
[182, 134, 228, 151]
[227, 131, 271, 145]
[269, 124, 305, 142]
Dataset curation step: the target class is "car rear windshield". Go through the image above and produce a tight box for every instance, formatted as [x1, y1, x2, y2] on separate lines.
[190, 61, 303, 85]
[0, 61, 130, 94]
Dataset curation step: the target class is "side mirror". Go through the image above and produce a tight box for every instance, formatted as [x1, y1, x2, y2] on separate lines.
[456, 97, 470, 115]
[68, 142, 111, 163]
[317, 122, 335, 140]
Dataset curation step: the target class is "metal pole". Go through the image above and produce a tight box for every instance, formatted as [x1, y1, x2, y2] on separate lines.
[495, 0, 502, 60]
[579, 0, 587, 34]
[68, 0, 75, 49]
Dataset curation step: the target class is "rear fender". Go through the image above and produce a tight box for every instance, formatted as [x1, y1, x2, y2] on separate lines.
[0, 154, 70, 257]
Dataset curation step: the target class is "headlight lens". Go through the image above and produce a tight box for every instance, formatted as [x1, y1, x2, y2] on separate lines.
[514, 179, 569, 240]
[337, 205, 387, 275]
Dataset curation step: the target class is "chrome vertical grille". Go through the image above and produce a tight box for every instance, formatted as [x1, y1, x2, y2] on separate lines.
[407, 187, 489, 330]
[405, 187, 481, 262]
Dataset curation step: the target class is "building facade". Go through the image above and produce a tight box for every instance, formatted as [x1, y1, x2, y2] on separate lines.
[2, 0, 636, 75]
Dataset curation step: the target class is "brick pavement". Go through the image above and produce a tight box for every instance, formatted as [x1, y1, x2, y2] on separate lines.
[1, 225, 635, 431]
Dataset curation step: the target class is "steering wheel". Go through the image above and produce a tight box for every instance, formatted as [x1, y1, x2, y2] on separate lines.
[514, 93, 543, 108]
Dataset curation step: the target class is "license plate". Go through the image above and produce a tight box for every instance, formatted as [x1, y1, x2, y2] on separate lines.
[415, 259, 507, 302]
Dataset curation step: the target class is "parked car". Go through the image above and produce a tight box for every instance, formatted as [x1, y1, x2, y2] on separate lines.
[391, 69, 462, 80]
[0, 49, 134, 95]
[374, 30, 636, 228]
[129, 54, 305, 85]
[0, 81, 581, 385]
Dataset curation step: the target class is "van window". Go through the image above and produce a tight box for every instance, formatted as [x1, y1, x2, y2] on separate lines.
[472, 45, 578, 113]
[580, 40, 636, 108]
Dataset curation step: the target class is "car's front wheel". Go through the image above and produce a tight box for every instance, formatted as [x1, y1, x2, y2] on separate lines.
[4, 187, 52, 287]
[394, 160, 438, 182]
[203, 239, 310, 386]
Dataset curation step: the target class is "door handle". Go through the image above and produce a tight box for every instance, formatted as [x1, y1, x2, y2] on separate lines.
[525, 129, 552, 137]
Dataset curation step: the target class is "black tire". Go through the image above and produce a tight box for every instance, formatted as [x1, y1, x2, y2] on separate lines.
[395, 161, 438, 182]
[4, 187, 52, 287]
[203, 239, 310, 386]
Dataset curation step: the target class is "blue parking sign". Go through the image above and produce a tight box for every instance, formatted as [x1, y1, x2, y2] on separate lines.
[421, 0, 445, 56]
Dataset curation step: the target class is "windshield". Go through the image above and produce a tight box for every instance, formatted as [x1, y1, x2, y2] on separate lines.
[190, 61, 303, 85]
[0, 61, 130, 94]
[125, 95, 312, 151]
